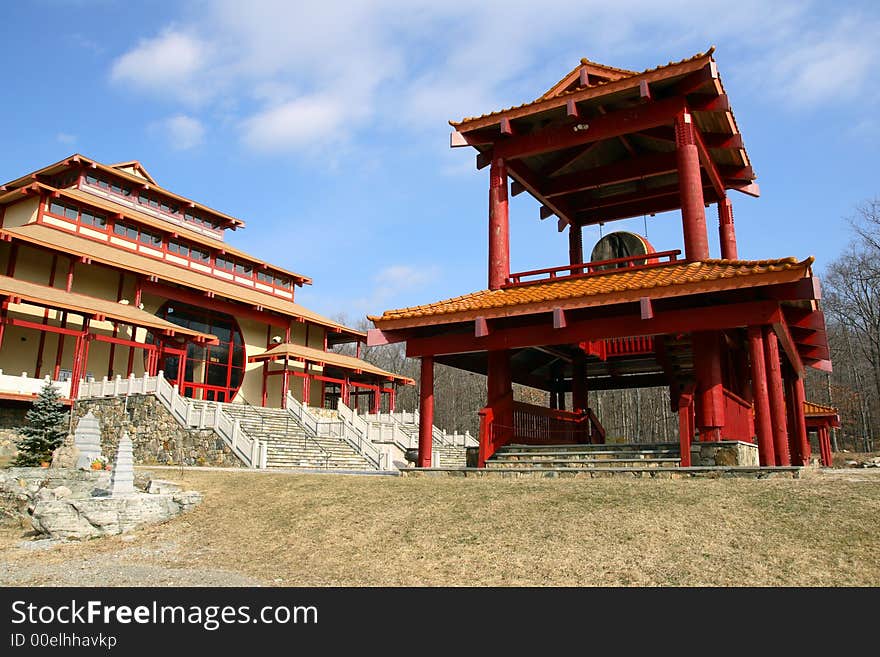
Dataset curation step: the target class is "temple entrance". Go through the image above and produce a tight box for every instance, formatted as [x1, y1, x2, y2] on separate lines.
[152, 301, 245, 402]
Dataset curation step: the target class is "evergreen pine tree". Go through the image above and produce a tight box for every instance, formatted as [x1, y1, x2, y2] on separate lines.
[14, 381, 69, 466]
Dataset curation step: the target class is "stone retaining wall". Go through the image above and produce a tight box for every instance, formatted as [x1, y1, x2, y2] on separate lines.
[74, 396, 243, 468]
[690, 441, 759, 467]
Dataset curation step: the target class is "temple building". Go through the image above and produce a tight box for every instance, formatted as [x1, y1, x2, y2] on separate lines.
[369, 48, 835, 470]
[0, 155, 411, 412]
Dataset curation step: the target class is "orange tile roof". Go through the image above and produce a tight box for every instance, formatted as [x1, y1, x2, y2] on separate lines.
[370, 257, 813, 329]
[451, 48, 714, 127]
[249, 342, 414, 385]
[804, 400, 838, 416]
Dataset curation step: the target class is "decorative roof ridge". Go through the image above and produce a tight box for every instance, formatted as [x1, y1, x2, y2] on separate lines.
[451, 47, 715, 127]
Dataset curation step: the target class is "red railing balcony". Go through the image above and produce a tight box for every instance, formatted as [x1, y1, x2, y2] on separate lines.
[478, 397, 606, 466]
[504, 249, 681, 288]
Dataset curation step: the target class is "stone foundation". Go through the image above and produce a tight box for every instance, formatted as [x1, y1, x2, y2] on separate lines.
[400, 466, 802, 479]
[690, 440, 759, 467]
[74, 395, 243, 468]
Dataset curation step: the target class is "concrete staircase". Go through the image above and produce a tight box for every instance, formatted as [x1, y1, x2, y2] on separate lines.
[486, 443, 681, 470]
[192, 402, 375, 470]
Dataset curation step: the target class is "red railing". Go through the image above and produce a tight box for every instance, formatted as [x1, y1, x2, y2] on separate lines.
[478, 397, 606, 466]
[720, 388, 755, 442]
[580, 336, 656, 361]
[505, 250, 681, 287]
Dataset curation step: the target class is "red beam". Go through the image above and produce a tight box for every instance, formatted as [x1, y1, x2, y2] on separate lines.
[544, 152, 678, 198]
[504, 159, 577, 228]
[493, 96, 685, 161]
[406, 301, 782, 357]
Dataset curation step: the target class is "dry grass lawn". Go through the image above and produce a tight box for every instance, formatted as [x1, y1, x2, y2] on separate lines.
[2, 467, 879, 586]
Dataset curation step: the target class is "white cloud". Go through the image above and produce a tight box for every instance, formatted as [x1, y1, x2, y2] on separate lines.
[240, 95, 348, 152]
[110, 30, 208, 101]
[108, 1, 880, 154]
[56, 132, 77, 145]
[153, 114, 206, 150]
[761, 15, 879, 105]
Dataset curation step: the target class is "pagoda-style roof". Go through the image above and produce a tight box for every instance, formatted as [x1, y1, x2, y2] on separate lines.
[450, 48, 756, 230]
[0, 154, 244, 230]
[0, 221, 363, 341]
[371, 257, 812, 328]
[250, 342, 414, 385]
[0, 182, 311, 287]
[803, 401, 839, 418]
[0, 274, 216, 342]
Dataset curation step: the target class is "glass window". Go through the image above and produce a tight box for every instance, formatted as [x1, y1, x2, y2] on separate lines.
[257, 271, 272, 283]
[139, 230, 162, 246]
[215, 256, 233, 270]
[114, 223, 127, 237]
[86, 174, 98, 185]
[235, 262, 252, 276]
[49, 200, 66, 216]
[191, 247, 209, 262]
[138, 193, 149, 205]
[81, 211, 107, 228]
[64, 205, 78, 220]
[274, 276, 290, 289]
[168, 241, 189, 257]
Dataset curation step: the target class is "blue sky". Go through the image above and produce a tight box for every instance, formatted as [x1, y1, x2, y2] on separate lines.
[1, 1, 878, 325]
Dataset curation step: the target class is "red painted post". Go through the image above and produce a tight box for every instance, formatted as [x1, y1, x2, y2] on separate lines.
[717, 197, 738, 260]
[763, 328, 791, 466]
[793, 376, 810, 465]
[389, 384, 396, 413]
[571, 352, 588, 413]
[677, 388, 695, 467]
[372, 386, 381, 414]
[675, 112, 709, 261]
[487, 350, 512, 450]
[281, 356, 290, 408]
[748, 326, 775, 466]
[692, 331, 725, 441]
[819, 427, 831, 467]
[303, 370, 311, 406]
[418, 356, 434, 468]
[569, 224, 583, 274]
[488, 158, 510, 290]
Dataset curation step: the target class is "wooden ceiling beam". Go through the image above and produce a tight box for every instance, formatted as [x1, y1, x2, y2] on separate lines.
[544, 151, 678, 198]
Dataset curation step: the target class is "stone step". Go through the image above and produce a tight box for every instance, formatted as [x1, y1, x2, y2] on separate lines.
[495, 449, 679, 459]
[495, 442, 679, 452]
[486, 457, 681, 469]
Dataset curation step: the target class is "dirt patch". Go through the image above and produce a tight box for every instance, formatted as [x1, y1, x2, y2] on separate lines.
[1, 467, 878, 587]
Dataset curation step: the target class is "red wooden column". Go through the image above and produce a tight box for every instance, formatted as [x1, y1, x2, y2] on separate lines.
[281, 356, 290, 408]
[488, 157, 510, 290]
[569, 224, 584, 274]
[820, 427, 832, 467]
[717, 197, 738, 260]
[487, 349, 513, 448]
[417, 356, 434, 468]
[748, 326, 775, 466]
[371, 384, 381, 414]
[68, 317, 90, 401]
[389, 383, 397, 412]
[763, 327, 791, 466]
[783, 371, 802, 465]
[675, 111, 709, 261]
[692, 331, 725, 441]
[571, 352, 588, 413]
[303, 367, 311, 406]
[792, 376, 810, 465]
